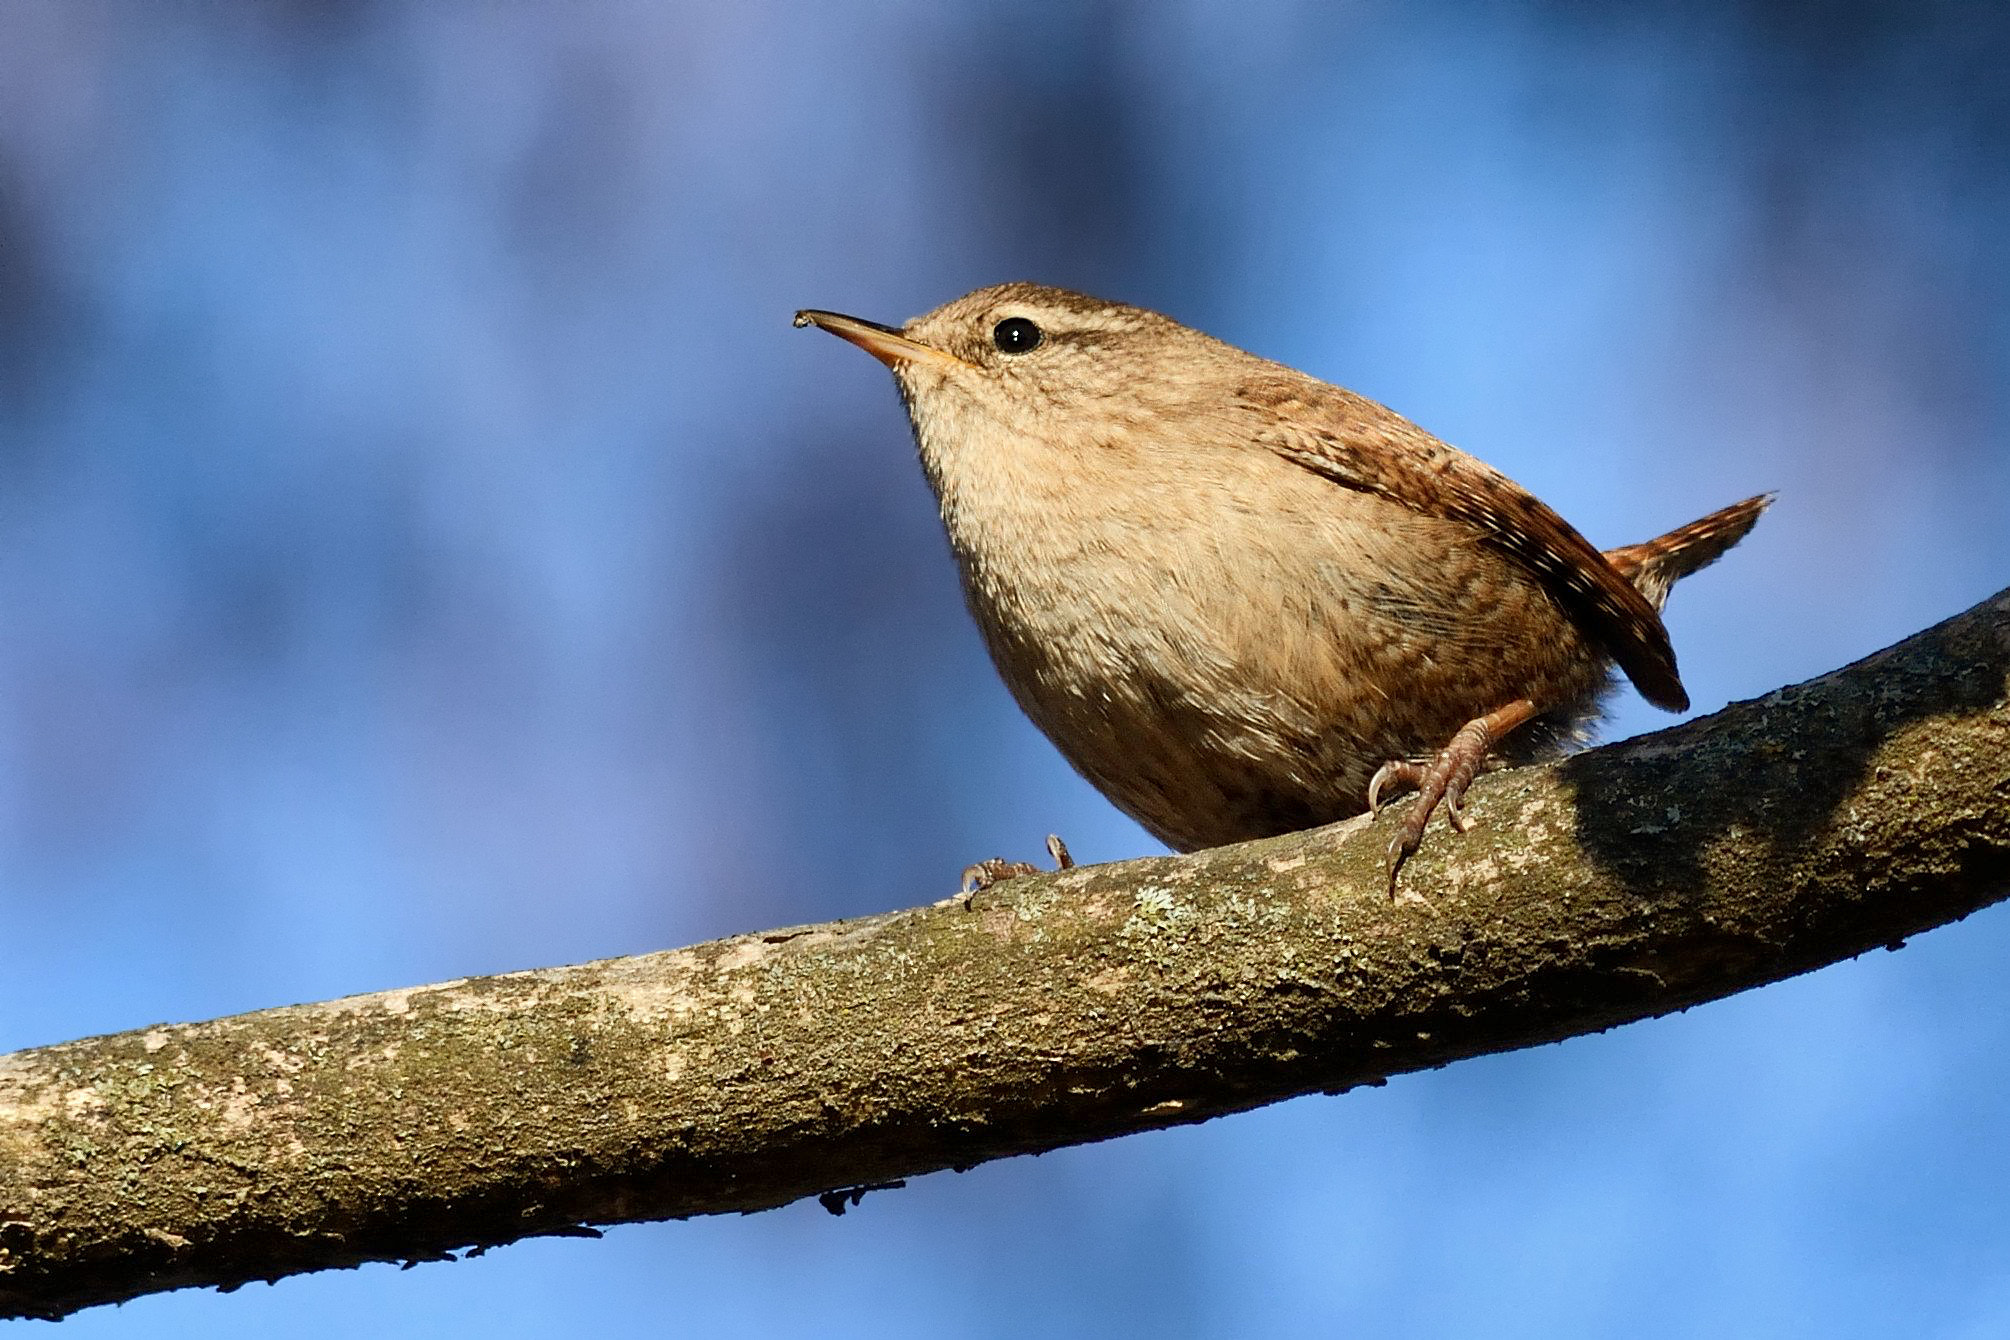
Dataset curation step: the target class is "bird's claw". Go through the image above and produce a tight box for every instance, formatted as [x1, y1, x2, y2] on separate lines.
[1367, 760, 1426, 816]
[960, 858, 1038, 896]
[1373, 718, 1501, 897]
[960, 834, 1074, 901]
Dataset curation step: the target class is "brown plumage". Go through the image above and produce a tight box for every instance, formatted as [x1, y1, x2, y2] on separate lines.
[796, 284, 1769, 890]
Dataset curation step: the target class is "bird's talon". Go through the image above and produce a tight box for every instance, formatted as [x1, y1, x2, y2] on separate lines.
[1373, 702, 1537, 897]
[960, 859, 1037, 897]
[1367, 760, 1424, 816]
[961, 834, 1076, 901]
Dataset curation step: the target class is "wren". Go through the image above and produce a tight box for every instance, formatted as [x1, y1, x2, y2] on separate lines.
[795, 285, 1767, 892]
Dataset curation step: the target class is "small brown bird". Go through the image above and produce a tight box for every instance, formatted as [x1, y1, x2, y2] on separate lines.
[796, 285, 1767, 892]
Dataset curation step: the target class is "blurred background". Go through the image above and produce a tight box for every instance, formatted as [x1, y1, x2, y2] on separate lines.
[2, 1, 2007, 1335]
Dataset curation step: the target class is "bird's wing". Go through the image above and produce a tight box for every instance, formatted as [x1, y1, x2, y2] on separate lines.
[1245, 383, 1689, 711]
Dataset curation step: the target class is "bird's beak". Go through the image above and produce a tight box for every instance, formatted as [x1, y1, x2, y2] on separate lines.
[794, 309, 970, 372]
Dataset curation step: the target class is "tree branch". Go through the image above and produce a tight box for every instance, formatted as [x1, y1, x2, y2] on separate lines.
[5, 590, 2009, 1320]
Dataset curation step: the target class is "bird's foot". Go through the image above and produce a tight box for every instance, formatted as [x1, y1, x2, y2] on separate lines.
[961, 834, 1074, 902]
[1372, 698, 1538, 898]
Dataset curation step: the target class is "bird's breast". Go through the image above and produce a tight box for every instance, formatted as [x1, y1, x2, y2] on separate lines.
[906, 413, 1606, 850]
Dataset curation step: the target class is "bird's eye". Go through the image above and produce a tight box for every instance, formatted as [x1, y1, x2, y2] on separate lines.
[991, 316, 1044, 354]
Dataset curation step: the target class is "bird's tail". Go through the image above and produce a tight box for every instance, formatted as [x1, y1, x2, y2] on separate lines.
[1604, 493, 1773, 610]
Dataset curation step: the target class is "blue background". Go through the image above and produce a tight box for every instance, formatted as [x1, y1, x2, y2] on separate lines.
[3, 3, 2008, 1335]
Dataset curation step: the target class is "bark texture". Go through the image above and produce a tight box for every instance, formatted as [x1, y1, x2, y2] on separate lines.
[3, 589, 2008, 1320]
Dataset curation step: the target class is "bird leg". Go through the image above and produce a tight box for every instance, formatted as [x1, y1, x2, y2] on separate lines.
[1369, 697, 1538, 896]
[961, 833, 1074, 900]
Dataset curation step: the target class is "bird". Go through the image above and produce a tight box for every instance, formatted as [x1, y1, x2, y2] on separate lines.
[795, 284, 1768, 893]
